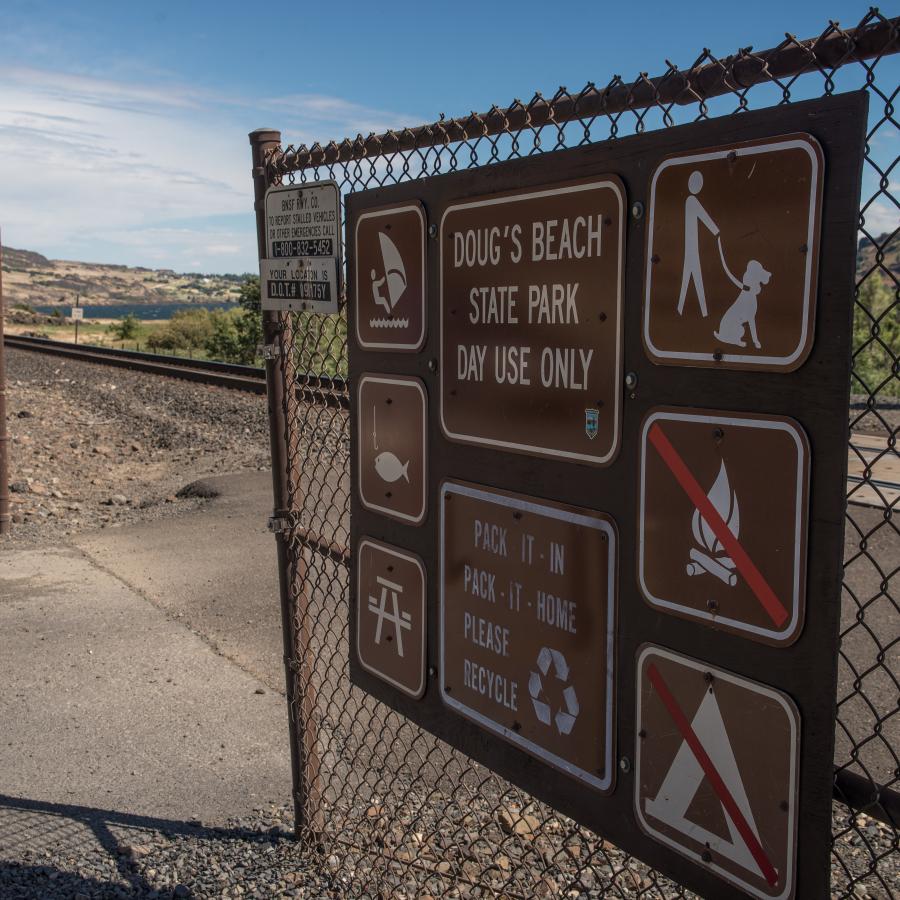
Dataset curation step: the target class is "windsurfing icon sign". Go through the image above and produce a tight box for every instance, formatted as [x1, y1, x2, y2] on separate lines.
[354, 202, 426, 351]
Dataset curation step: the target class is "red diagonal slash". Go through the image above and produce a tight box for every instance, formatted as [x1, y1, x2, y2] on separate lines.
[648, 422, 788, 628]
[647, 662, 779, 887]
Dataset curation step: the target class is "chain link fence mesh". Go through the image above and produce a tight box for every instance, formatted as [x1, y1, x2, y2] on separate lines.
[257, 10, 898, 897]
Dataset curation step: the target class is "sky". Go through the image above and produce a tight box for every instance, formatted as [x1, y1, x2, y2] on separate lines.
[0, 0, 895, 274]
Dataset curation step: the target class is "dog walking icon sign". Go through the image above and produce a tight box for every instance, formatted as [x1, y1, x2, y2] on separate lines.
[643, 134, 824, 372]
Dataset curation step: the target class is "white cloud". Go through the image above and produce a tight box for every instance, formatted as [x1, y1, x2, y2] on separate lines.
[861, 200, 900, 239]
[0, 66, 418, 272]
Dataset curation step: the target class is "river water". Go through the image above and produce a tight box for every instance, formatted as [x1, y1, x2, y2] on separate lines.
[32, 301, 239, 320]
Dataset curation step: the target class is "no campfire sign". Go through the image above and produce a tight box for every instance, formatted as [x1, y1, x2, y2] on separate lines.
[639, 408, 810, 645]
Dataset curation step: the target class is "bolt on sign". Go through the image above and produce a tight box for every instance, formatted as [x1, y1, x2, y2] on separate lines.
[643, 135, 823, 371]
[356, 375, 427, 524]
[260, 181, 341, 314]
[638, 409, 810, 646]
[440, 481, 617, 791]
[347, 93, 867, 899]
[356, 538, 426, 699]
[635, 646, 800, 899]
[440, 178, 625, 464]
[355, 203, 426, 350]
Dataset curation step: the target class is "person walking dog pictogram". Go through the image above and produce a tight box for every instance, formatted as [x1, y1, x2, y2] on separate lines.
[677, 170, 721, 318]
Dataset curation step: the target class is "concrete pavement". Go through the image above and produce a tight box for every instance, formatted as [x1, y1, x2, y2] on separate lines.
[73, 471, 285, 690]
[0, 472, 290, 827]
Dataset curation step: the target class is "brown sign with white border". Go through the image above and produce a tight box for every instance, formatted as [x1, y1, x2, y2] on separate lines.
[643, 135, 823, 371]
[357, 538, 426, 698]
[638, 408, 810, 646]
[636, 645, 800, 899]
[440, 178, 625, 465]
[355, 202, 426, 350]
[440, 480, 617, 791]
[356, 375, 427, 524]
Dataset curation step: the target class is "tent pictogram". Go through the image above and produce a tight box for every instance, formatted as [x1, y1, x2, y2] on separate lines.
[635, 646, 799, 899]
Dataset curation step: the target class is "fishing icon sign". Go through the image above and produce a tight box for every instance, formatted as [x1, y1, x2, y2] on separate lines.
[354, 202, 427, 351]
[357, 374, 427, 524]
[638, 408, 810, 646]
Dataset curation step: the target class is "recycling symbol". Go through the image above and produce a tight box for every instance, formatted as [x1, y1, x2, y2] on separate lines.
[528, 647, 579, 735]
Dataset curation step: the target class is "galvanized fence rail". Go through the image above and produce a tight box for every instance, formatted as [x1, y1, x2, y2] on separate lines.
[252, 10, 899, 897]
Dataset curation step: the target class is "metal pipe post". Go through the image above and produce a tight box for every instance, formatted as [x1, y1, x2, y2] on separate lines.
[0, 236, 10, 536]
[249, 128, 307, 836]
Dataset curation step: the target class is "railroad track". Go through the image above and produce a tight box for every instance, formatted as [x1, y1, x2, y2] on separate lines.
[848, 432, 900, 507]
[5, 333, 896, 504]
[4, 334, 267, 394]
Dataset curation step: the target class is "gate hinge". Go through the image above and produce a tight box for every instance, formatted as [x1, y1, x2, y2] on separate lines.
[258, 342, 282, 361]
[268, 513, 291, 534]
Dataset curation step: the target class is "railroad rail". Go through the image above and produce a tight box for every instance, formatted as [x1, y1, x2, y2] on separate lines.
[4, 333, 351, 407]
[5, 333, 896, 504]
[3, 334, 267, 394]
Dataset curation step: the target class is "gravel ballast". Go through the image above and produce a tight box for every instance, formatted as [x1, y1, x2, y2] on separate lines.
[2, 349, 270, 545]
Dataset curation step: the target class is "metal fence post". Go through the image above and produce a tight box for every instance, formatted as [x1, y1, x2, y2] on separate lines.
[0, 235, 10, 536]
[249, 128, 306, 836]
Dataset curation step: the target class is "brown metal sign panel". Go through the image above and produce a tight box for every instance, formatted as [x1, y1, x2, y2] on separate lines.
[356, 538, 426, 699]
[639, 408, 809, 646]
[355, 202, 426, 351]
[643, 134, 823, 371]
[440, 178, 625, 465]
[357, 375, 427, 524]
[635, 645, 800, 899]
[346, 94, 868, 899]
[440, 480, 617, 791]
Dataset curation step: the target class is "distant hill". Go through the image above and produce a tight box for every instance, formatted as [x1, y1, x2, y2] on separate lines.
[1, 231, 896, 310]
[1, 245, 249, 308]
[857, 232, 900, 280]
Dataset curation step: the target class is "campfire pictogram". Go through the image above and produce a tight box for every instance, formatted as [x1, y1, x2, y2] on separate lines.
[686, 461, 740, 586]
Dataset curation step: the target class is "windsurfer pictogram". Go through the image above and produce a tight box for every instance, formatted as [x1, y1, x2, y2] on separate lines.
[370, 231, 409, 329]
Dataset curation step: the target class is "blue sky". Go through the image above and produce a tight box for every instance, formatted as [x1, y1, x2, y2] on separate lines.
[0, 0, 895, 273]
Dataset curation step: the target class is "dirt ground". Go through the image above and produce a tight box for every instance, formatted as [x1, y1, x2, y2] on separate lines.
[2, 348, 270, 546]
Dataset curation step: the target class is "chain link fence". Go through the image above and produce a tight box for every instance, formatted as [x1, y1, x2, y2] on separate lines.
[252, 10, 898, 897]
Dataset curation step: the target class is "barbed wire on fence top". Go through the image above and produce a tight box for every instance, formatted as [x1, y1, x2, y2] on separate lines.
[261, 7, 900, 898]
[266, 9, 898, 176]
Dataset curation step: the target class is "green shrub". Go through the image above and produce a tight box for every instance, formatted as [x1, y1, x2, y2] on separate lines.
[203, 278, 262, 365]
[145, 308, 214, 352]
[108, 313, 140, 341]
[852, 276, 900, 397]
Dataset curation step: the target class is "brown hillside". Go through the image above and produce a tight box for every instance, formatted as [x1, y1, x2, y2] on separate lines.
[1, 245, 246, 308]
